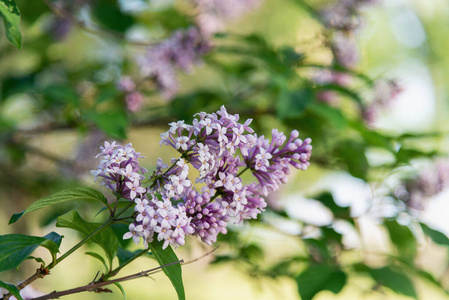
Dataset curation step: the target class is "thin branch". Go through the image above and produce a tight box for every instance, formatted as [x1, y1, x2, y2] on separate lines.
[28, 260, 183, 300]
[2, 266, 49, 300]
[181, 246, 219, 267]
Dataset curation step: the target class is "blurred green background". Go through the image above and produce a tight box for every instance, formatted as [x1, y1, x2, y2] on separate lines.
[2, 0, 449, 299]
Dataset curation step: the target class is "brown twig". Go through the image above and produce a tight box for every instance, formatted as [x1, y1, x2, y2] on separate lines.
[2, 266, 49, 300]
[27, 260, 183, 300]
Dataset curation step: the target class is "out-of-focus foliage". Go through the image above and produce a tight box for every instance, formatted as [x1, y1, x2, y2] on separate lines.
[2, 0, 449, 299]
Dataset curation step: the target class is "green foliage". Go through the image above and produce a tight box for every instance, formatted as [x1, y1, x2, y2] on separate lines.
[356, 264, 417, 299]
[0, 0, 21, 48]
[149, 240, 185, 300]
[384, 220, 416, 261]
[0, 280, 23, 300]
[9, 187, 109, 224]
[56, 211, 118, 268]
[85, 251, 109, 272]
[420, 223, 449, 246]
[0, 232, 61, 272]
[116, 247, 153, 266]
[295, 265, 347, 300]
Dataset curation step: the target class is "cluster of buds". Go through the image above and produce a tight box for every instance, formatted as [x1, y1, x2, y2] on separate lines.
[92, 106, 312, 249]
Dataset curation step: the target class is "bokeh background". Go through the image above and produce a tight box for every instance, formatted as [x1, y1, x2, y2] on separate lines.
[2, 0, 449, 299]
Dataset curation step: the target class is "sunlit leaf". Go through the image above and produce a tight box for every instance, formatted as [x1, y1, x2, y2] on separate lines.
[384, 220, 416, 260]
[149, 240, 185, 300]
[295, 265, 347, 300]
[9, 187, 108, 224]
[56, 211, 118, 267]
[0, 0, 21, 48]
[0, 233, 60, 272]
[0, 281, 23, 300]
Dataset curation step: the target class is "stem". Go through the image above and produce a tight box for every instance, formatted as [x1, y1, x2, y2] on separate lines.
[237, 166, 250, 177]
[49, 201, 134, 269]
[27, 260, 183, 300]
[3, 201, 136, 299]
[102, 248, 149, 280]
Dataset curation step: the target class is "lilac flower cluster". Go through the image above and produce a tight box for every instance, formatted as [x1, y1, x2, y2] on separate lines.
[117, 76, 145, 112]
[189, 0, 263, 37]
[319, 0, 381, 68]
[136, 27, 211, 100]
[362, 79, 402, 124]
[93, 106, 312, 248]
[394, 159, 449, 212]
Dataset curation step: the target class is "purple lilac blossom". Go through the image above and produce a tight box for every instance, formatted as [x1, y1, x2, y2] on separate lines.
[189, 0, 263, 36]
[136, 27, 211, 100]
[93, 106, 312, 248]
[395, 160, 449, 211]
[362, 79, 402, 124]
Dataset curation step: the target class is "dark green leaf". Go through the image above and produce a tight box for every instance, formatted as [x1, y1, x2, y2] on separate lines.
[395, 148, 439, 165]
[149, 239, 185, 300]
[0, 281, 23, 300]
[366, 266, 417, 299]
[42, 85, 79, 105]
[116, 247, 152, 266]
[315, 83, 363, 103]
[295, 265, 347, 300]
[56, 211, 118, 267]
[277, 88, 314, 120]
[384, 220, 416, 260]
[0, 233, 60, 272]
[85, 252, 108, 272]
[421, 223, 449, 246]
[315, 192, 350, 220]
[85, 111, 128, 139]
[92, 0, 133, 32]
[307, 102, 347, 129]
[279, 46, 305, 66]
[0, 0, 21, 48]
[337, 140, 368, 180]
[9, 187, 108, 224]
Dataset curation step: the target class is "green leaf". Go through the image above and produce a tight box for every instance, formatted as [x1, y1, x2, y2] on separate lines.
[315, 192, 350, 220]
[42, 85, 79, 105]
[0, 233, 60, 272]
[85, 111, 128, 139]
[0, 0, 22, 48]
[337, 140, 368, 180]
[295, 265, 347, 300]
[307, 102, 347, 129]
[56, 211, 118, 268]
[148, 240, 185, 300]
[420, 223, 449, 246]
[277, 88, 314, 120]
[9, 187, 108, 224]
[366, 266, 417, 299]
[384, 220, 416, 260]
[114, 282, 126, 300]
[85, 252, 108, 272]
[0, 281, 23, 300]
[116, 247, 152, 266]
